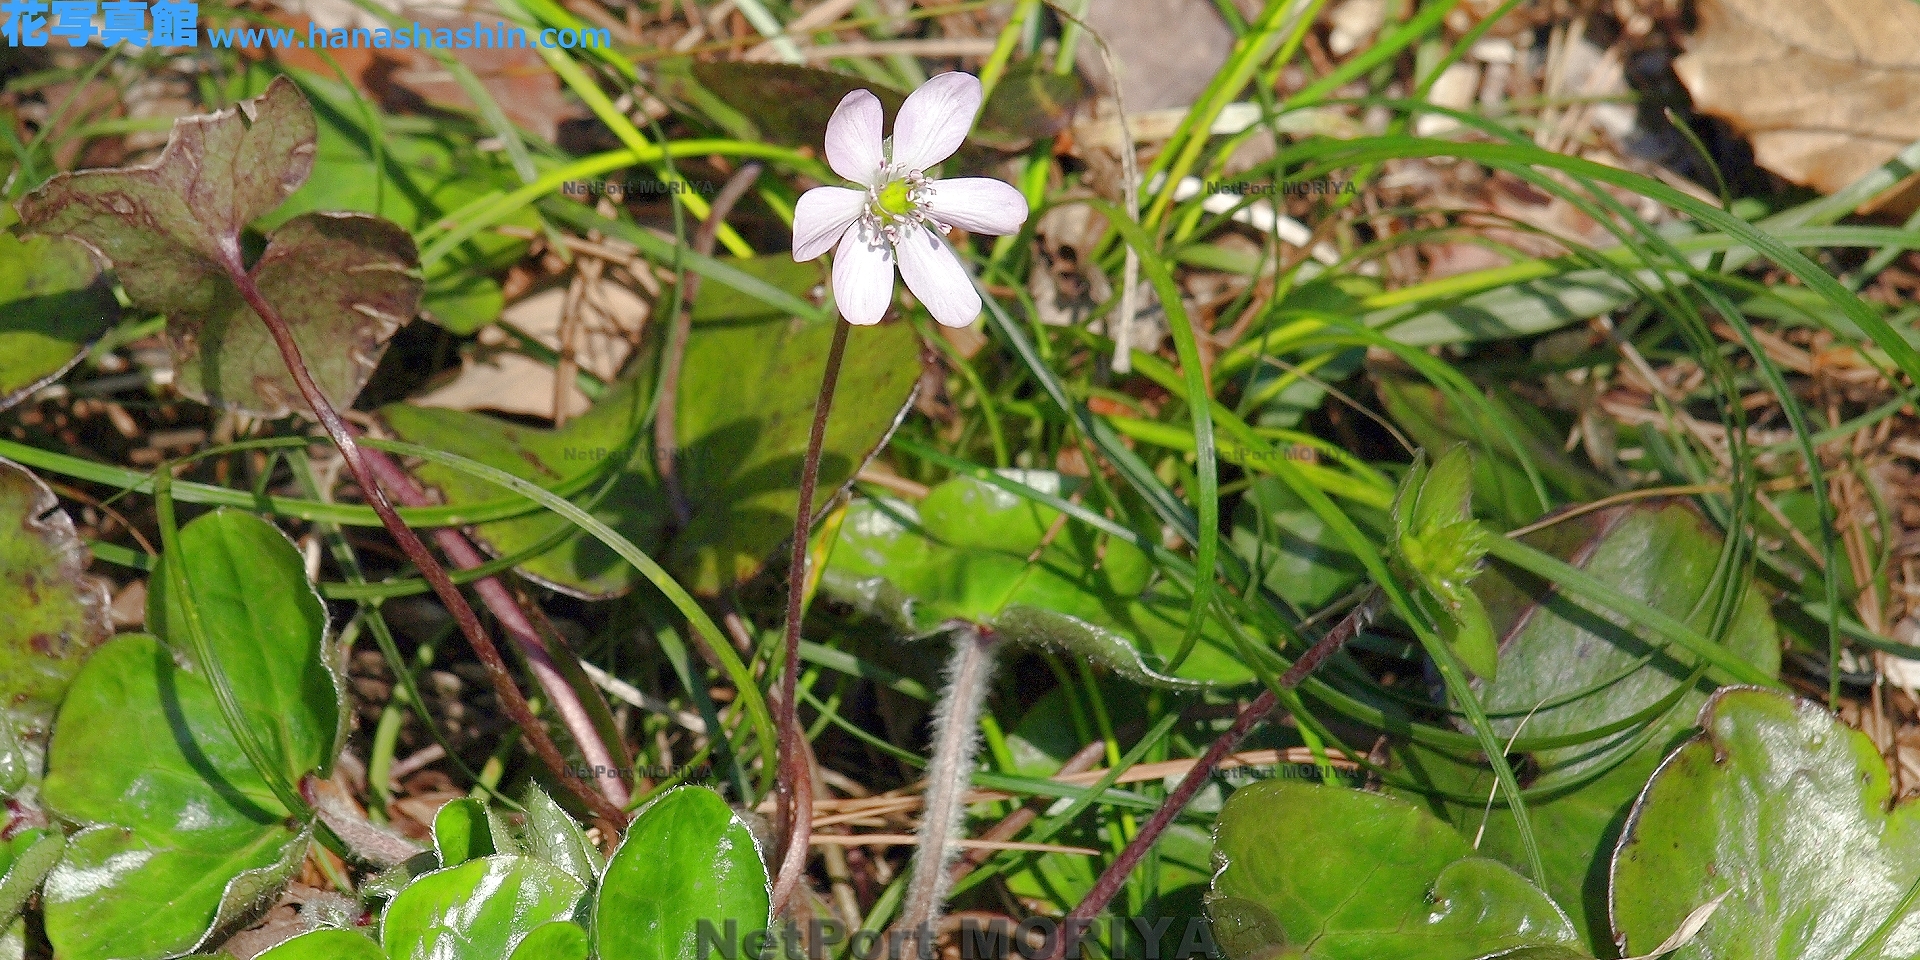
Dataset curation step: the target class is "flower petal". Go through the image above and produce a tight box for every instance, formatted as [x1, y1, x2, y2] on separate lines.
[793, 186, 866, 262]
[832, 222, 896, 325]
[890, 72, 982, 173]
[922, 177, 1029, 236]
[894, 223, 980, 327]
[826, 89, 886, 186]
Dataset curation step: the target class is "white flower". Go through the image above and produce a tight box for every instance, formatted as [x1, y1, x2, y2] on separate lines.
[791, 72, 1030, 327]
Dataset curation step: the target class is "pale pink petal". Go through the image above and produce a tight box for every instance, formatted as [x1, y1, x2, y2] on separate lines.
[825, 89, 886, 186]
[922, 177, 1028, 236]
[894, 223, 980, 327]
[793, 187, 866, 262]
[832, 222, 896, 325]
[890, 72, 982, 173]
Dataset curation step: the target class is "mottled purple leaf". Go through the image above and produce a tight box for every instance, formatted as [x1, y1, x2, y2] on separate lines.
[15, 76, 420, 419]
[0, 456, 110, 795]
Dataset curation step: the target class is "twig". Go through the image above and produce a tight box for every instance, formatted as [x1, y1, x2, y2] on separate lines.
[219, 252, 627, 828]
[357, 446, 632, 813]
[1044, 601, 1378, 958]
[1278, 589, 1381, 688]
[656, 162, 765, 527]
[770, 319, 852, 915]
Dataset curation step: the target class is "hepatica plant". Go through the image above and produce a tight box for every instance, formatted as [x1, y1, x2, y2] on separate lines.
[792, 72, 1030, 326]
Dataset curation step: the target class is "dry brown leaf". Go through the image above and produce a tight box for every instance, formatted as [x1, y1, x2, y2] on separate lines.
[1674, 0, 1920, 209]
[412, 283, 642, 418]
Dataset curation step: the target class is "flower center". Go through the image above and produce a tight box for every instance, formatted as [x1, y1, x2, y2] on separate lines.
[860, 168, 949, 245]
[876, 179, 916, 217]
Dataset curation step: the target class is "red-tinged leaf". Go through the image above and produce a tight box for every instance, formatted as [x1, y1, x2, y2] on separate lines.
[15, 75, 420, 419]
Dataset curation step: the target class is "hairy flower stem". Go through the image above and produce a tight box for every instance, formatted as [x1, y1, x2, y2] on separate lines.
[899, 625, 998, 948]
[221, 257, 626, 828]
[770, 319, 850, 915]
[1043, 603, 1377, 959]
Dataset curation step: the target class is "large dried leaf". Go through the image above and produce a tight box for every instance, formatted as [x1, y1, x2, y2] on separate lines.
[16, 76, 421, 419]
[1675, 0, 1920, 203]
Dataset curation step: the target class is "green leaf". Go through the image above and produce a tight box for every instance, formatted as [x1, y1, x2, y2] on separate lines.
[148, 508, 343, 779]
[256, 929, 388, 960]
[382, 855, 587, 960]
[15, 76, 422, 419]
[1394, 502, 1779, 950]
[383, 255, 919, 598]
[42, 635, 316, 960]
[974, 58, 1089, 150]
[0, 831, 63, 931]
[594, 786, 770, 960]
[1412, 447, 1475, 535]
[433, 797, 496, 867]
[0, 456, 111, 795]
[1000, 680, 1218, 908]
[1393, 448, 1497, 680]
[1209, 780, 1589, 960]
[1229, 477, 1370, 611]
[510, 922, 591, 960]
[823, 471, 1250, 687]
[523, 786, 602, 883]
[42, 509, 338, 959]
[1612, 688, 1920, 959]
[0, 230, 119, 410]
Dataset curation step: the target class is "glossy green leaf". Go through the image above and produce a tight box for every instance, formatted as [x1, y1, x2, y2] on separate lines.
[256, 929, 388, 960]
[594, 786, 769, 960]
[1394, 502, 1779, 950]
[1209, 780, 1588, 960]
[16, 76, 421, 419]
[42, 636, 317, 960]
[148, 508, 343, 779]
[0, 456, 111, 794]
[1612, 688, 1920, 959]
[433, 797, 496, 867]
[510, 922, 591, 960]
[42, 509, 337, 959]
[382, 855, 587, 960]
[523, 787, 602, 883]
[823, 471, 1250, 687]
[383, 255, 919, 598]
[0, 230, 119, 410]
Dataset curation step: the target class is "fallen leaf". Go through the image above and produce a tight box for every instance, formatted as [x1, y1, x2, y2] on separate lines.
[382, 14, 576, 143]
[1674, 0, 1920, 211]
